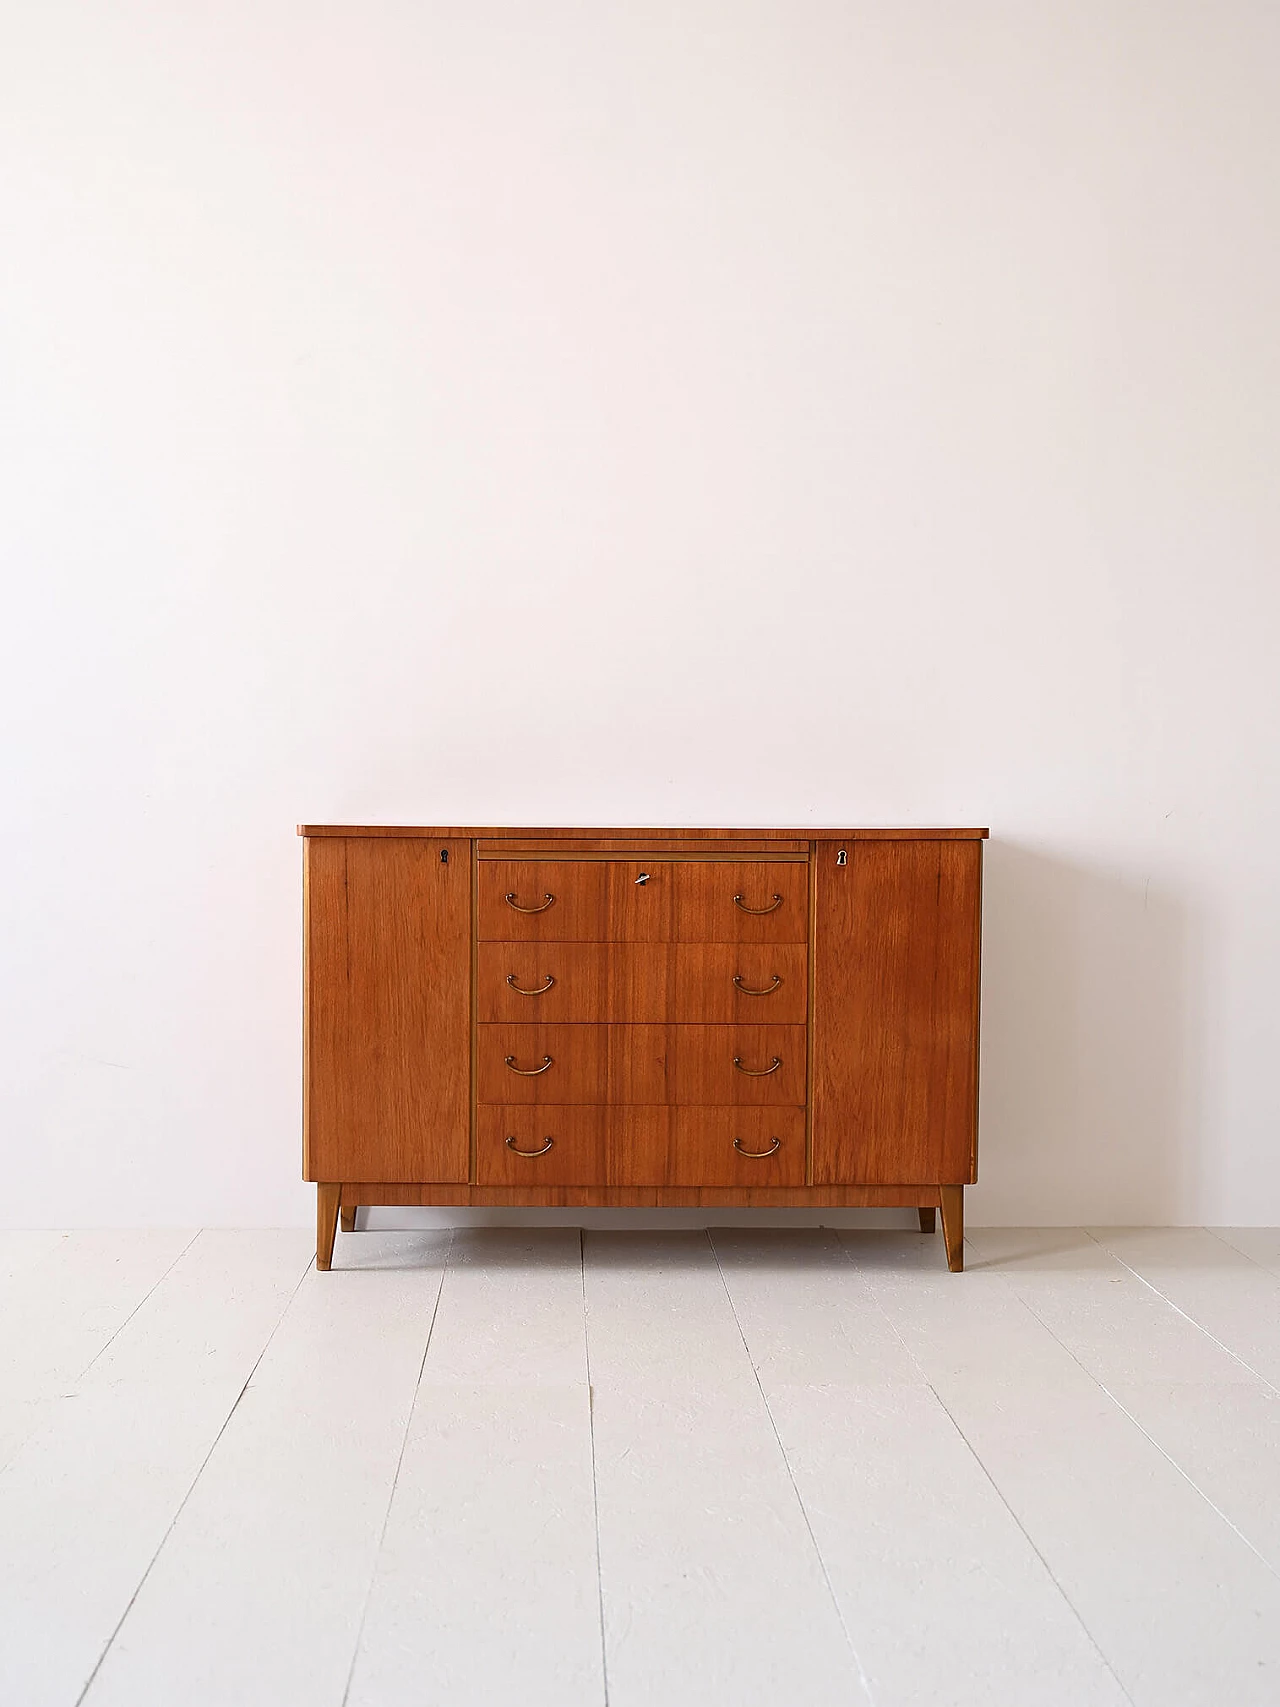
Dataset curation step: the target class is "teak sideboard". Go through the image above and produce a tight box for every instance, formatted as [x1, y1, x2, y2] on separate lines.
[299, 826, 987, 1272]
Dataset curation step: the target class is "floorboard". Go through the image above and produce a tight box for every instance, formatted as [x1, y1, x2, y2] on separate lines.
[0, 1230, 310, 1707]
[584, 1231, 869, 1707]
[4, 1225, 1280, 1707]
[713, 1229, 1129, 1707]
[80, 1233, 449, 1707]
[868, 1231, 1280, 1707]
[1086, 1226, 1280, 1388]
[968, 1227, 1280, 1578]
[0, 1229, 195, 1470]
[1211, 1227, 1280, 1276]
[346, 1230, 604, 1707]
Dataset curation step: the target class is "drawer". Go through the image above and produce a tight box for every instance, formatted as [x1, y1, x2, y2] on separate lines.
[476, 1106, 609, 1186]
[666, 1107, 805, 1187]
[478, 860, 808, 942]
[477, 943, 808, 1023]
[674, 863, 809, 942]
[478, 1024, 808, 1105]
[476, 1106, 805, 1186]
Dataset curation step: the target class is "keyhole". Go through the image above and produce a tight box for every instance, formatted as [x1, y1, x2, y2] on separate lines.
[836, 849, 847, 866]
[635, 872, 650, 885]
[440, 849, 449, 864]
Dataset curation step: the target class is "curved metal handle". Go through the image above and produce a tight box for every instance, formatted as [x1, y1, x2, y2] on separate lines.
[505, 892, 555, 914]
[733, 893, 784, 915]
[733, 1137, 782, 1158]
[733, 1055, 782, 1076]
[504, 1054, 553, 1076]
[506, 974, 555, 995]
[505, 1135, 555, 1156]
[732, 974, 782, 996]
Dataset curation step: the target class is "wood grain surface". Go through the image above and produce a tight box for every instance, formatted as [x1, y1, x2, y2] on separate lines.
[478, 860, 808, 942]
[299, 825, 989, 841]
[940, 1183, 966, 1271]
[477, 1024, 807, 1105]
[477, 943, 808, 1023]
[300, 827, 984, 1245]
[476, 1106, 806, 1187]
[475, 1106, 609, 1187]
[477, 838, 809, 855]
[811, 839, 982, 1186]
[668, 1107, 806, 1186]
[315, 1183, 340, 1271]
[304, 837, 471, 1183]
[337, 1182, 938, 1207]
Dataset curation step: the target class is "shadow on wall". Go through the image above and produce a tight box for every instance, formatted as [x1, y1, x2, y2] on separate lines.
[972, 840, 1201, 1226]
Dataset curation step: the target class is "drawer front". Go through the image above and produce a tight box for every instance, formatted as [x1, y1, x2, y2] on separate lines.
[480, 862, 611, 942]
[674, 862, 808, 943]
[476, 1106, 805, 1186]
[670, 1025, 806, 1104]
[666, 1107, 805, 1187]
[478, 1024, 807, 1105]
[477, 943, 808, 1023]
[476, 1106, 610, 1186]
[478, 1025, 628, 1105]
[478, 860, 808, 942]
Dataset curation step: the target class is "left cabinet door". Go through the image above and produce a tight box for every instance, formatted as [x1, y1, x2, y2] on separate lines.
[304, 837, 471, 1183]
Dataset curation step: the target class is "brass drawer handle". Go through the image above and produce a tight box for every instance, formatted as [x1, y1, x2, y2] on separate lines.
[506, 974, 555, 995]
[733, 1137, 782, 1158]
[733, 974, 782, 996]
[505, 1054, 553, 1075]
[506, 892, 555, 914]
[734, 1055, 782, 1076]
[505, 1135, 555, 1157]
[733, 893, 783, 914]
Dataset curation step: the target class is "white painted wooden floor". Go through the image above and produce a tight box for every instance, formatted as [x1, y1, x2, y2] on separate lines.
[3, 1226, 1280, 1706]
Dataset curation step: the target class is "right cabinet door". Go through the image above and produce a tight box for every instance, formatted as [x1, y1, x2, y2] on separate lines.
[811, 839, 982, 1185]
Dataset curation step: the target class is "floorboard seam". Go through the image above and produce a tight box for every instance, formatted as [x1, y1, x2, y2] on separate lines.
[708, 1230, 878, 1707]
[340, 1229, 455, 1707]
[990, 1254, 1280, 1586]
[1205, 1227, 1280, 1277]
[844, 1233, 1138, 1707]
[72, 1242, 316, 1707]
[0, 1233, 203, 1483]
[580, 1230, 610, 1707]
[1083, 1229, 1280, 1397]
[926, 1382, 1140, 1707]
[73, 1228, 203, 1387]
[0, 1229, 208, 1481]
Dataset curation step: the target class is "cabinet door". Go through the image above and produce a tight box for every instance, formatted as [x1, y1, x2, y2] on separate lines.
[811, 839, 981, 1185]
[304, 836, 471, 1183]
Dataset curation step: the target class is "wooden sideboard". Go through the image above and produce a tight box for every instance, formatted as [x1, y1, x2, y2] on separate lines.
[299, 825, 986, 1271]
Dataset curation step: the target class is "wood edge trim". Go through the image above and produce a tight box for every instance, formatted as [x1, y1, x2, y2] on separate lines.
[337, 1184, 951, 1207]
[971, 840, 984, 1183]
[301, 838, 312, 1179]
[805, 841, 816, 1185]
[469, 838, 479, 1184]
[297, 826, 991, 840]
[475, 851, 811, 862]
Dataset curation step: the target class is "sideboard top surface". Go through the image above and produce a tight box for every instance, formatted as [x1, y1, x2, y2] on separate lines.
[296, 825, 990, 840]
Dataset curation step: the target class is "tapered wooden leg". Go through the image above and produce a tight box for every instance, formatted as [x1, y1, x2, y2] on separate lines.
[340, 1206, 357, 1233]
[939, 1185, 964, 1272]
[316, 1184, 340, 1271]
[918, 1207, 937, 1235]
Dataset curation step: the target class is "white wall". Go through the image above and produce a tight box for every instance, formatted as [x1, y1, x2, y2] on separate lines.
[2, 0, 1278, 1229]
